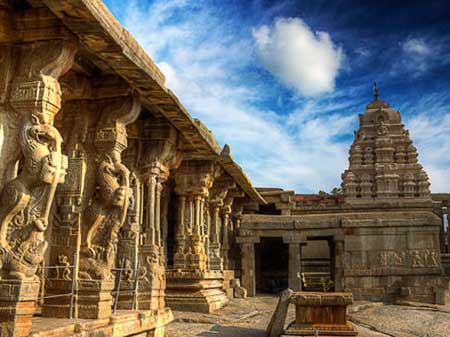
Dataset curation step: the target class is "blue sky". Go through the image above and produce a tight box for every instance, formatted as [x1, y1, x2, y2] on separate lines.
[104, 0, 450, 193]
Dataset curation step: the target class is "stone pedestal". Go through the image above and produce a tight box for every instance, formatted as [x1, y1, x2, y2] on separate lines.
[0, 280, 40, 337]
[115, 279, 136, 310]
[283, 292, 358, 337]
[77, 279, 114, 319]
[166, 270, 228, 313]
[42, 279, 73, 318]
[137, 276, 166, 311]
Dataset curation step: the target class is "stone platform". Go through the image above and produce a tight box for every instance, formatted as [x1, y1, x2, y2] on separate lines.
[283, 292, 358, 337]
[29, 308, 173, 337]
[166, 270, 229, 313]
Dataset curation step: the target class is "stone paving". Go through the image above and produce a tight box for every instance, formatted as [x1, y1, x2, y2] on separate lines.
[165, 295, 450, 337]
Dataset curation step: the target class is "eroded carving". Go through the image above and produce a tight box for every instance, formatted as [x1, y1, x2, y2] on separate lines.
[79, 95, 140, 280]
[0, 41, 76, 281]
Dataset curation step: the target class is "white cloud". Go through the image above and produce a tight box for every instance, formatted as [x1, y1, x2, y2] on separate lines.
[402, 38, 430, 56]
[405, 112, 450, 192]
[110, 1, 448, 194]
[113, 1, 355, 193]
[253, 17, 344, 96]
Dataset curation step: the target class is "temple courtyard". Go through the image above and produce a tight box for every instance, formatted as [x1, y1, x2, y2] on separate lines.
[164, 295, 450, 337]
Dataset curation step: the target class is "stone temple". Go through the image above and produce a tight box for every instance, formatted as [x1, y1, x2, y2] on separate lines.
[0, 1, 448, 337]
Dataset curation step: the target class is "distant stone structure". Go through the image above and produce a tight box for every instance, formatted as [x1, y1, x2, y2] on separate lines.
[239, 86, 449, 305]
[342, 83, 431, 204]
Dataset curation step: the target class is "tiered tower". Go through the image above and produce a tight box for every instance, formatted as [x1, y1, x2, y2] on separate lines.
[342, 83, 431, 205]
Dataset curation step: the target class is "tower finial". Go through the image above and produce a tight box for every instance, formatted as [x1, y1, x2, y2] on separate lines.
[374, 81, 379, 101]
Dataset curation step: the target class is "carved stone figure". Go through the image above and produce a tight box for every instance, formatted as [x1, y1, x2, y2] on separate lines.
[79, 95, 140, 280]
[0, 117, 66, 280]
[56, 255, 71, 280]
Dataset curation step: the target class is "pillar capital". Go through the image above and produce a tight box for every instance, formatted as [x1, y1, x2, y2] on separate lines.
[140, 116, 182, 177]
[283, 232, 307, 245]
[174, 160, 219, 197]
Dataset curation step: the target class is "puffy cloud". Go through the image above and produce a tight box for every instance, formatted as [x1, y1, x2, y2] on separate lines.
[402, 38, 430, 56]
[405, 112, 450, 192]
[253, 17, 344, 96]
[105, 0, 448, 194]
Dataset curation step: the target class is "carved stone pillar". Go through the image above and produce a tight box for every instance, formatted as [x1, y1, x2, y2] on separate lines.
[447, 207, 450, 254]
[188, 194, 208, 271]
[137, 169, 168, 311]
[221, 197, 234, 270]
[167, 160, 228, 313]
[209, 203, 223, 270]
[115, 173, 141, 310]
[136, 118, 181, 311]
[334, 237, 345, 292]
[239, 239, 257, 297]
[288, 243, 303, 291]
[0, 39, 76, 335]
[75, 94, 140, 319]
[174, 194, 187, 270]
[284, 234, 306, 292]
[43, 75, 139, 317]
[42, 100, 88, 318]
[208, 176, 235, 271]
[221, 209, 231, 269]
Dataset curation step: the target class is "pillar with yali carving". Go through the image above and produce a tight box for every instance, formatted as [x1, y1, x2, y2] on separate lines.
[113, 118, 142, 310]
[38, 68, 141, 319]
[0, 36, 76, 336]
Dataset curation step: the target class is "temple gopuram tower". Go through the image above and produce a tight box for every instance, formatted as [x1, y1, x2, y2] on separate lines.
[342, 83, 431, 205]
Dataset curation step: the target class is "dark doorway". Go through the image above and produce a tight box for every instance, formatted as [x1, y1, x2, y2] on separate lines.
[255, 237, 288, 293]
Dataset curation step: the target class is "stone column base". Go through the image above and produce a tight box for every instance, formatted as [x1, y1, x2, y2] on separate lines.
[77, 279, 114, 319]
[115, 280, 136, 310]
[166, 270, 228, 313]
[41, 279, 73, 318]
[136, 278, 165, 311]
[29, 307, 174, 337]
[0, 280, 40, 337]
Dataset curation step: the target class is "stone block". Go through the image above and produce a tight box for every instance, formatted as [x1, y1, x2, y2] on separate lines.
[267, 288, 294, 337]
[76, 279, 114, 319]
[42, 279, 74, 318]
[283, 292, 358, 337]
[234, 286, 247, 299]
[225, 288, 234, 299]
[166, 270, 229, 313]
[0, 280, 40, 337]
